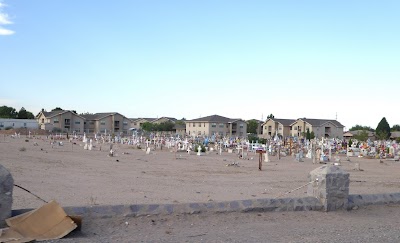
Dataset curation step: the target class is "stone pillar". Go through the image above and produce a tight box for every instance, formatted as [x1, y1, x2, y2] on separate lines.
[0, 164, 13, 227]
[307, 165, 349, 211]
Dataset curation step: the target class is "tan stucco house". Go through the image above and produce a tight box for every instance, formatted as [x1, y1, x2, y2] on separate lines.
[186, 115, 247, 138]
[82, 112, 131, 135]
[36, 110, 85, 133]
[130, 118, 157, 130]
[290, 118, 344, 139]
[261, 118, 296, 139]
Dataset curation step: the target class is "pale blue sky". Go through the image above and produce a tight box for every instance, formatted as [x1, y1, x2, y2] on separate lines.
[1, 0, 399, 129]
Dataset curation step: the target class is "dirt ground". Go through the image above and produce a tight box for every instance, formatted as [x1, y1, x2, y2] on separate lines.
[56, 205, 400, 242]
[1, 135, 400, 210]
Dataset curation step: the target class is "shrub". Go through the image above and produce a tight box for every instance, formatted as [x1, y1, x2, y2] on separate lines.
[193, 144, 206, 152]
[5, 126, 12, 130]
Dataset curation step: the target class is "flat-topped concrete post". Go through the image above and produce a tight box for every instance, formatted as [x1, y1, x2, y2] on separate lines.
[307, 165, 349, 211]
[0, 164, 13, 227]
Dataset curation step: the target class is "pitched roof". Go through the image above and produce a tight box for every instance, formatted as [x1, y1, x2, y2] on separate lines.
[40, 110, 85, 119]
[41, 110, 68, 118]
[294, 118, 344, 128]
[81, 112, 129, 121]
[390, 131, 400, 138]
[273, 119, 296, 126]
[262, 118, 296, 126]
[188, 115, 232, 123]
[131, 118, 157, 122]
[152, 117, 178, 123]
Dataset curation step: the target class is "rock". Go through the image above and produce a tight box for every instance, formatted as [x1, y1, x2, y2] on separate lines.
[0, 164, 14, 227]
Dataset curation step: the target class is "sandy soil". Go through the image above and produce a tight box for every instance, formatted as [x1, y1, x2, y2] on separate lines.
[55, 205, 400, 242]
[1, 135, 400, 210]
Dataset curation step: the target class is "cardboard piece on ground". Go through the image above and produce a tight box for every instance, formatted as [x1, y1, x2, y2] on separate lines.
[0, 200, 77, 242]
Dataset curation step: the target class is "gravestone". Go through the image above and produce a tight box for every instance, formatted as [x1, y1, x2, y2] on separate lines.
[264, 150, 270, 162]
[0, 164, 13, 227]
[197, 146, 201, 156]
[308, 165, 350, 211]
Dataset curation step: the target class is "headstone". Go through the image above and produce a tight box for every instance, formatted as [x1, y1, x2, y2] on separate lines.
[264, 150, 270, 162]
[308, 165, 350, 211]
[197, 145, 201, 156]
[0, 164, 13, 227]
[89, 139, 93, 151]
[146, 147, 151, 155]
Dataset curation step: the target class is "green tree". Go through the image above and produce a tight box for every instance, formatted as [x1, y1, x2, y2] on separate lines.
[175, 119, 186, 126]
[51, 107, 63, 111]
[391, 124, 400, 132]
[375, 117, 391, 140]
[267, 114, 274, 119]
[140, 122, 154, 132]
[17, 107, 28, 119]
[354, 130, 369, 141]
[305, 129, 315, 140]
[156, 121, 175, 131]
[0, 106, 18, 118]
[349, 125, 374, 132]
[247, 119, 258, 134]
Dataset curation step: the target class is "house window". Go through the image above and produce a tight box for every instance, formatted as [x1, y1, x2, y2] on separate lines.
[219, 123, 224, 128]
[211, 123, 216, 128]
[53, 118, 59, 124]
[134, 122, 137, 126]
[193, 123, 196, 127]
[24, 123, 27, 127]
[240, 124, 244, 128]
[294, 127, 297, 130]
[279, 127, 282, 130]
[41, 118, 44, 123]
[203, 123, 205, 127]
[75, 121, 80, 124]
[123, 121, 128, 125]
[219, 132, 223, 136]
[100, 121, 106, 125]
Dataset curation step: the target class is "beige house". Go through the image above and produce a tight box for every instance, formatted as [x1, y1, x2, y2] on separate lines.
[186, 115, 247, 137]
[130, 118, 156, 130]
[82, 113, 131, 135]
[152, 117, 178, 124]
[174, 124, 186, 137]
[290, 118, 344, 139]
[261, 118, 296, 139]
[36, 110, 85, 133]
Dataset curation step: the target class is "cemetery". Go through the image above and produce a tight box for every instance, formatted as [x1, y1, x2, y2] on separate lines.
[2, 128, 400, 240]
[1, 130, 400, 212]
